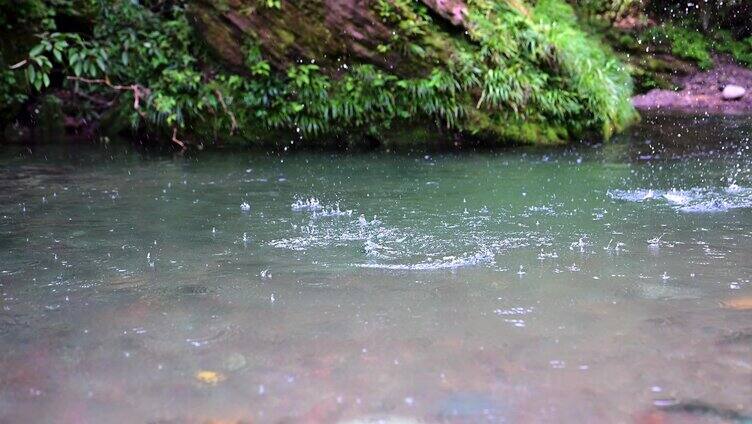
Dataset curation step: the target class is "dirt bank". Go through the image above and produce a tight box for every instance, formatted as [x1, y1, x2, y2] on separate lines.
[632, 56, 752, 114]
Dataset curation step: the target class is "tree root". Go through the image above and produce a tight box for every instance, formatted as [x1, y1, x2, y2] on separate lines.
[66, 76, 150, 117]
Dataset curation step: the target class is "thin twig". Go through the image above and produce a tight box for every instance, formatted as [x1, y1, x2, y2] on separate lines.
[213, 88, 237, 134]
[9, 59, 28, 70]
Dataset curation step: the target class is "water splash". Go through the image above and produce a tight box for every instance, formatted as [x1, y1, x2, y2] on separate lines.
[355, 249, 496, 270]
[609, 186, 752, 213]
[291, 197, 322, 212]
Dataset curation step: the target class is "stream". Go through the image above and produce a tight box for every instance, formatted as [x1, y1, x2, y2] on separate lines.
[1, 113, 751, 423]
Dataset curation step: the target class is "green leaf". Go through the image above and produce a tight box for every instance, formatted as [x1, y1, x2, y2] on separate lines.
[29, 44, 45, 57]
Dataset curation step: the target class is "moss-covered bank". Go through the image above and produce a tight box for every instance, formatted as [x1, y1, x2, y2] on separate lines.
[3, 1, 641, 148]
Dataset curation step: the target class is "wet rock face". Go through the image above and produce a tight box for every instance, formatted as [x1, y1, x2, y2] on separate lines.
[190, 0, 451, 75]
[722, 84, 746, 101]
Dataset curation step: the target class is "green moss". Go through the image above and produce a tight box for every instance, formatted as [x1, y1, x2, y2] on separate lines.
[711, 30, 752, 67]
[664, 25, 712, 70]
[631, 24, 713, 70]
[273, 27, 296, 52]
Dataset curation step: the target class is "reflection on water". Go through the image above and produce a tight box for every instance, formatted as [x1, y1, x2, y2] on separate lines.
[1, 113, 752, 423]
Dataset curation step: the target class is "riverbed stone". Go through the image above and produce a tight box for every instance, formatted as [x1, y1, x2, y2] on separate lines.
[722, 85, 746, 100]
[222, 352, 247, 371]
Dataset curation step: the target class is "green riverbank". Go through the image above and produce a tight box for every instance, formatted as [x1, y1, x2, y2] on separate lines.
[2, 1, 751, 149]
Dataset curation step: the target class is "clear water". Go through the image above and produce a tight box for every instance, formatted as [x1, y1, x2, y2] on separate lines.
[2, 114, 752, 423]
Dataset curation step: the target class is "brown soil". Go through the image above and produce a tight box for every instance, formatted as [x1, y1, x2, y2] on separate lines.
[632, 55, 752, 114]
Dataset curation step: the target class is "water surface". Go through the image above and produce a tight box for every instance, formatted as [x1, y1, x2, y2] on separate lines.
[1, 114, 752, 423]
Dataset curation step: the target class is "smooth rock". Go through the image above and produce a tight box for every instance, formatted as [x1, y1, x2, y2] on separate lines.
[223, 352, 247, 371]
[722, 85, 746, 100]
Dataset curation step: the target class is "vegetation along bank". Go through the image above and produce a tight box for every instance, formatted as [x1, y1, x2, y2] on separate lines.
[1, 0, 751, 149]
